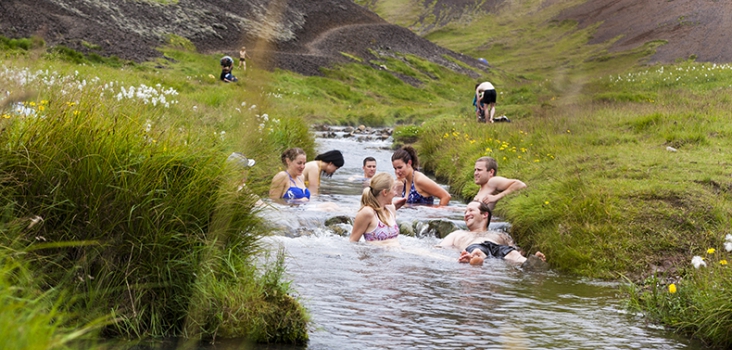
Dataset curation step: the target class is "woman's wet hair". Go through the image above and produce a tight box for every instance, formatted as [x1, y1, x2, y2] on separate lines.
[281, 147, 306, 166]
[391, 145, 419, 169]
[361, 172, 394, 224]
[315, 150, 344, 167]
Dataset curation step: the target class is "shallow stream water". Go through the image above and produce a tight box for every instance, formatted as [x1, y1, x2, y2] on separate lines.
[122, 128, 702, 350]
[244, 128, 704, 350]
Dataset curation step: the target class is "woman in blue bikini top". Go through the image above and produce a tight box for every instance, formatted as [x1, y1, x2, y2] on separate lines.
[269, 147, 311, 202]
[350, 172, 405, 246]
[391, 146, 451, 206]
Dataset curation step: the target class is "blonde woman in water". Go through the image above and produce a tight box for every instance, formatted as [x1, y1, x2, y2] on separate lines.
[350, 172, 405, 246]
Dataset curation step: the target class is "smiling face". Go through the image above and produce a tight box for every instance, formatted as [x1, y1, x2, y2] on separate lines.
[392, 159, 413, 180]
[474, 160, 494, 185]
[464, 201, 488, 231]
[287, 154, 307, 176]
[363, 160, 377, 179]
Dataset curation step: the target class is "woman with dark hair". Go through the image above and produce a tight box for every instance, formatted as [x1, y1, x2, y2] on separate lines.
[269, 148, 310, 202]
[303, 150, 344, 194]
[391, 146, 451, 206]
[350, 172, 402, 246]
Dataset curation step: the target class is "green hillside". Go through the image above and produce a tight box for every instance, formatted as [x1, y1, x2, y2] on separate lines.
[2, 0, 732, 347]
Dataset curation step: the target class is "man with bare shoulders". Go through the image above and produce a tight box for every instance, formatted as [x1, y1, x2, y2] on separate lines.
[438, 201, 546, 268]
[473, 156, 526, 211]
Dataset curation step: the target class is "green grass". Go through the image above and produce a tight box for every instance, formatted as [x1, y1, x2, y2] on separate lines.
[0, 46, 311, 344]
[4, 0, 732, 346]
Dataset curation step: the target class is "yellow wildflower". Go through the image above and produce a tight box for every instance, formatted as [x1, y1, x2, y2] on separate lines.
[668, 283, 677, 294]
[29, 101, 36, 106]
[707, 248, 716, 254]
[73, 110, 80, 116]
[720, 260, 728, 266]
[544, 201, 549, 205]
[2, 114, 10, 119]
[485, 148, 492, 153]
[38, 106, 45, 112]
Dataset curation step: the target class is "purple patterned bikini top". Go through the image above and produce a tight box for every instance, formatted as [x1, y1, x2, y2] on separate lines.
[363, 219, 400, 241]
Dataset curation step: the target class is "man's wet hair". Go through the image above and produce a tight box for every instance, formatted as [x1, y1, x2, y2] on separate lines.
[471, 200, 492, 224]
[363, 156, 376, 166]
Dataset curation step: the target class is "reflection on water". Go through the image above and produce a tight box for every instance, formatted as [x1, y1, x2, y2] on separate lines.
[249, 132, 702, 349]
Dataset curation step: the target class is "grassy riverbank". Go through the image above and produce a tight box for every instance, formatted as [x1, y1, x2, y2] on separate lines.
[394, 2, 732, 347]
[1, 39, 313, 346]
[3, 1, 732, 345]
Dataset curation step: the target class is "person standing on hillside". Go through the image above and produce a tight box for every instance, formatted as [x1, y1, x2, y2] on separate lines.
[473, 156, 526, 211]
[474, 81, 497, 123]
[238, 46, 250, 71]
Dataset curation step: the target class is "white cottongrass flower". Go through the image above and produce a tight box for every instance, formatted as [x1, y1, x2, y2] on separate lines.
[691, 256, 706, 269]
[725, 242, 732, 252]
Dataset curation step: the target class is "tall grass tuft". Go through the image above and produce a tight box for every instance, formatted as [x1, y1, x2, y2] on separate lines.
[0, 64, 309, 343]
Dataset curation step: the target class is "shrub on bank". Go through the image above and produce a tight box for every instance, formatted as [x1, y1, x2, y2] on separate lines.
[0, 64, 310, 343]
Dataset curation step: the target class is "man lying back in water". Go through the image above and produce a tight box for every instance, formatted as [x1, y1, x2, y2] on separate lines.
[437, 201, 546, 269]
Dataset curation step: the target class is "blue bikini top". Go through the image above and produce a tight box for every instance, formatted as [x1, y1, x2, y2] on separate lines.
[403, 175, 434, 205]
[284, 172, 310, 200]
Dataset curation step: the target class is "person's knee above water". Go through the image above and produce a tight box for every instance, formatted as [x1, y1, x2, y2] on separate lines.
[473, 156, 527, 211]
[391, 146, 451, 206]
[350, 172, 403, 246]
[303, 150, 344, 195]
[269, 147, 310, 202]
[437, 201, 546, 267]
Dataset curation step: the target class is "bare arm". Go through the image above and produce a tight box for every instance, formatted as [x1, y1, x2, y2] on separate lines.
[415, 172, 451, 206]
[349, 207, 375, 242]
[480, 176, 526, 209]
[269, 172, 289, 200]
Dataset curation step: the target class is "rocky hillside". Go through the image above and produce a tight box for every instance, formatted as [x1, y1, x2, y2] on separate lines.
[0, 0, 484, 77]
[361, 0, 732, 64]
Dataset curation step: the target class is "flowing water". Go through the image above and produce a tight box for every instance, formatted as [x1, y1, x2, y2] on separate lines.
[246, 128, 704, 350]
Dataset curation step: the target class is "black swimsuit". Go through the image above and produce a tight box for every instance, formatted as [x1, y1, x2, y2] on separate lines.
[466, 241, 516, 259]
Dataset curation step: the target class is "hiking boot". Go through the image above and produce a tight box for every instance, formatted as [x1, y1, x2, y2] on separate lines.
[521, 255, 549, 272]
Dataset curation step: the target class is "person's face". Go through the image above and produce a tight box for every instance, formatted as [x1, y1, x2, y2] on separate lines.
[363, 161, 377, 178]
[474, 161, 494, 185]
[287, 154, 307, 175]
[464, 202, 487, 230]
[382, 180, 399, 202]
[324, 162, 339, 175]
[392, 159, 412, 179]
